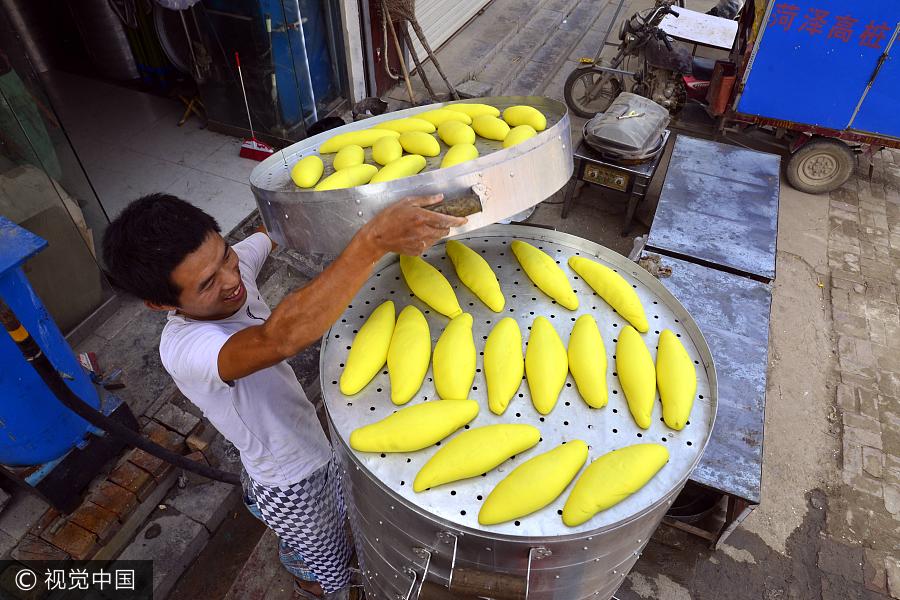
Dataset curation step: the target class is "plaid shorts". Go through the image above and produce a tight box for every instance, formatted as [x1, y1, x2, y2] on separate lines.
[242, 458, 352, 593]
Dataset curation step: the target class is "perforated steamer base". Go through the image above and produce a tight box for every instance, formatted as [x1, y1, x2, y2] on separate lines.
[321, 225, 717, 539]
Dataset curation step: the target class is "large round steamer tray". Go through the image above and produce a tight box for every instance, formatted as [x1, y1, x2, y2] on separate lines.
[250, 96, 573, 257]
[321, 225, 718, 539]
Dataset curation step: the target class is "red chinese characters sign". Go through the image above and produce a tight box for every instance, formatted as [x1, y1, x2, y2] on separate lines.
[768, 3, 893, 49]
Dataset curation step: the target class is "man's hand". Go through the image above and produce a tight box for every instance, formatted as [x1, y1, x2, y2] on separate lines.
[361, 194, 467, 256]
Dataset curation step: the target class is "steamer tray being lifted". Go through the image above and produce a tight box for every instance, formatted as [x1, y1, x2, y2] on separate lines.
[250, 97, 573, 257]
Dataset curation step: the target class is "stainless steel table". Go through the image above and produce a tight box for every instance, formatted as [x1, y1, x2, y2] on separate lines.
[645, 135, 780, 282]
[652, 255, 771, 547]
[639, 134, 779, 548]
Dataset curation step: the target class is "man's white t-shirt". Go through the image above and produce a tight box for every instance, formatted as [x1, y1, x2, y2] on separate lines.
[159, 233, 332, 487]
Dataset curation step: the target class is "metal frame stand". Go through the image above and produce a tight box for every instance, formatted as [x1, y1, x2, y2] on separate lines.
[562, 132, 670, 235]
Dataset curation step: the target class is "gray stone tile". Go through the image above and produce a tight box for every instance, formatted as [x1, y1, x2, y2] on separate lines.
[863, 447, 884, 478]
[195, 139, 258, 185]
[505, 60, 550, 96]
[164, 170, 256, 236]
[167, 481, 238, 533]
[118, 513, 209, 600]
[531, 29, 583, 66]
[154, 403, 202, 437]
[886, 557, 900, 599]
[93, 296, 147, 342]
[0, 493, 49, 540]
[0, 530, 14, 559]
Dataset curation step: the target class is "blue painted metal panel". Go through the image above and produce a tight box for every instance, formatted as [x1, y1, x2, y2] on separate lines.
[738, 1, 900, 130]
[0, 215, 45, 273]
[0, 217, 98, 466]
[851, 32, 900, 138]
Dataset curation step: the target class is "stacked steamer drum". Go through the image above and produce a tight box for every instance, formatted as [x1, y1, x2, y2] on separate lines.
[249, 99, 717, 600]
[321, 227, 716, 600]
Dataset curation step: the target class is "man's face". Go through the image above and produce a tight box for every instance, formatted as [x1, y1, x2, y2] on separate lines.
[155, 232, 247, 320]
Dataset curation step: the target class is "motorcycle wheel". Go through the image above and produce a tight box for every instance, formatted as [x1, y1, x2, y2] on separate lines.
[563, 67, 623, 118]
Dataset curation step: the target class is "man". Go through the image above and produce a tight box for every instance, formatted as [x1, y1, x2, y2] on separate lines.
[102, 193, 465, 599]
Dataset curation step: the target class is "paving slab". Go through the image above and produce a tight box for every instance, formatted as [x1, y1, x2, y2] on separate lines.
[167, 480, 239, 533]
[118, 513, 209, 600]
[0, 494, 49, 541]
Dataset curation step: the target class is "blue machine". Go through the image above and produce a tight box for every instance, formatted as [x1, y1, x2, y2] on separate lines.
[203, 0, 343, 133]
[266, 0, 340, 125]
[0, 217, 100, 466]
[736, 0, 900, 139]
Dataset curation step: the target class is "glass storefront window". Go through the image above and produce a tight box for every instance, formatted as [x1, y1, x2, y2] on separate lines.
[0, 9, 113, 333]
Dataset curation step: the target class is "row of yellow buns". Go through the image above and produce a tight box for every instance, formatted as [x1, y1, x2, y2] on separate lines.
[290, 104, 547, 190]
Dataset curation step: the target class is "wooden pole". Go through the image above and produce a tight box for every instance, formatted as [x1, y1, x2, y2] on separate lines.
[401, 21, 437, 101]
[383, 2, 415, 104]
[408, 18, 459, 100]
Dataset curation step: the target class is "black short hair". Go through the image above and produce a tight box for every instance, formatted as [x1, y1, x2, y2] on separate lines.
[102, 194, 220, 306]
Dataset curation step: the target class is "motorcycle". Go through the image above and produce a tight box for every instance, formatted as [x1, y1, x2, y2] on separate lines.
[563, 0, 717, 118]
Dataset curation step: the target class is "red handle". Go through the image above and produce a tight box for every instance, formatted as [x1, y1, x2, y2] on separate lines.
[234, 52, 240, 68]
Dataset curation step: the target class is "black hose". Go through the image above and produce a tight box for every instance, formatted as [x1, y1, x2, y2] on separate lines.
[1, 302, 240, 486]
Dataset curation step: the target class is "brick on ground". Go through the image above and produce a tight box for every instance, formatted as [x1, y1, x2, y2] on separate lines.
[885, 482, 900, 516]
[27, 508, 61, 539]
[12, 534, 69, 562]
[186, 422, 217, 454]
[836, 383, 858, 412]
[43, 522, 97, 560]
[0, 494, 50, 541]
[129, 448, 174, 481]
[181, 451, 222, 488]
[68, 502, 121, 544]
[185, 451, 209, 466]
[154, 403, 201, 437]
[843, 411, 884, 449]
[144, 420, 187, 454]
[108, 461, 156, 502]
[87, 481, 138, 521]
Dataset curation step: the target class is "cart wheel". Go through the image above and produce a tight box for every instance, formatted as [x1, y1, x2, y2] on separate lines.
[786, 137, 855, 194]
[563, 67, 623, 118]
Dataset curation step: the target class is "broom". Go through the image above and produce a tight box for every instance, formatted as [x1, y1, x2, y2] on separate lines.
[235, 52, 275, 161]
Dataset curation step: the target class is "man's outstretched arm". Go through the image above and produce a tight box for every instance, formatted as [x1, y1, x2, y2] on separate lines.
[217, 195, 465, 382]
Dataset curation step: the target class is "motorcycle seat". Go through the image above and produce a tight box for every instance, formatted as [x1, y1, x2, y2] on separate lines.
[690, 57, 716, 79]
